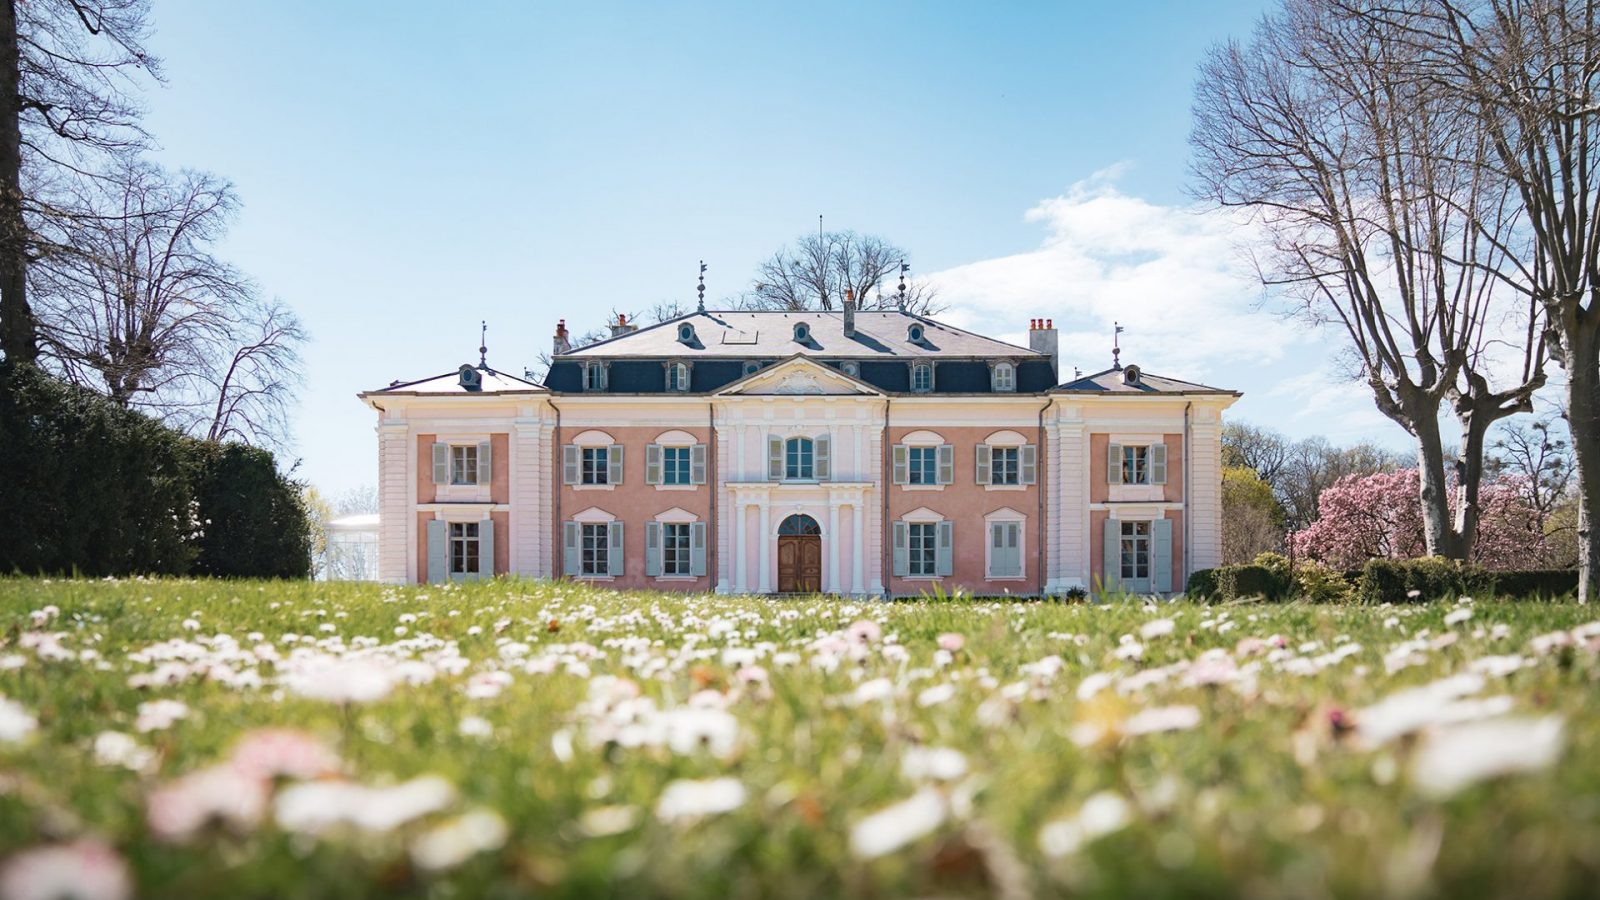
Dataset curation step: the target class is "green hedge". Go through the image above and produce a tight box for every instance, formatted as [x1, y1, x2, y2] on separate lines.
[1190, 556, 1577, 603]
[1185, 562, 1292, 601]
[0, 363, 311, 579]
[1487, 569, 1579, 599]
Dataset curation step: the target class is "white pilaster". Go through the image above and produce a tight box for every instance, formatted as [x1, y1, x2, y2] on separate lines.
[758, 501, 772, 593]
[851, 502, 864, 594]
[827, 501, 840, 593]
[377, 421, 410, 584]
[733, 501, 747, 593]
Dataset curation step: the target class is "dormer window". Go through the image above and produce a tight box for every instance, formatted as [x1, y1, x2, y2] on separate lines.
[1123, 364, 1142, 385]
[458, 364, 482, 392]
[907, 323, 925, 345]
[991, 361, 1015, 392]
[677, 323, 696, 345]
[841, 361, 860, 378]
[666, 361, 690, 392]
[793, 322, 811, 343]
[582, 362, 608, 392]
[743, 360, 761, 377]
[911, 362, 933, 393]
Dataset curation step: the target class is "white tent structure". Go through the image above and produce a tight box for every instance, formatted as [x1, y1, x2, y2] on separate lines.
[322, 513, 380, 581]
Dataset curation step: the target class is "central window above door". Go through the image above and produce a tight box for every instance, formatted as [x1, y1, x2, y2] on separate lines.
[768, 434, 832, 482]
[786, 437, 813, 480]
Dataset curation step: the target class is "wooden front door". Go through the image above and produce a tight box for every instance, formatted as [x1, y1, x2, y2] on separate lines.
[777, 535, 822, 593]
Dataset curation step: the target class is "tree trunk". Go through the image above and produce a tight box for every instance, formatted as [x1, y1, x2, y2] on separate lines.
[1408, 393, 1464, 560]
[0, 0, 33, 364]
[1566, 316, 1600, 604]
[1452, 406, 1490, 564]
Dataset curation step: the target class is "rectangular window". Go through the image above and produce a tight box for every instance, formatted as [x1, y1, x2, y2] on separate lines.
[662, 446, 691, 485]
[581, 447, 610, 485]
[785, 438, 814, 480]
[448, 522, 480, 575]
[667, 363, 689, 391]
[1122, 445, 1150, 485]
[989, 521, 1021, 577]
[993, 364, 1015, 392]
[583, 364, 605, 391]
[907, 446, 938, 485]
[581, 523, 610, 576]
[1120, 520, 1151, 580]
[908, 522, 937, 576]
[662, 522, 691, 576]
[990, 447, 1019, 485]
[912, 363, 932, 392]
[450, 445, 479, 485]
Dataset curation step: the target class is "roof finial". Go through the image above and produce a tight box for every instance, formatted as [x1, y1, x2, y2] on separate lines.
[479, 320, 488, 369]
[897, 260, 909, 312]
[1112, 321, 1125, 370]
[697, 260, 707, 312]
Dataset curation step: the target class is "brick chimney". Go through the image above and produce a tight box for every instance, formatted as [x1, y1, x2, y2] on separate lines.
[843, 288, 857, 337]
[552, 319, 571, 355]
[1029, 318, 1059, 381]
[609, 312, 638, 338]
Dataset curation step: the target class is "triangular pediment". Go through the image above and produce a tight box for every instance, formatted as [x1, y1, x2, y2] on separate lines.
[716, 355, 881, 396]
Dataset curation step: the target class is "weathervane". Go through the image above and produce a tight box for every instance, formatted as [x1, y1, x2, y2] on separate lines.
[697, 260, 707, 312]
[479, 320, 488, 369]
[1113, 321, 1125, 370]
[897, 260, 909, 312]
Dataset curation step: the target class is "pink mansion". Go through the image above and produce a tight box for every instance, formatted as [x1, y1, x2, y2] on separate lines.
[360, 303, 1237, 596]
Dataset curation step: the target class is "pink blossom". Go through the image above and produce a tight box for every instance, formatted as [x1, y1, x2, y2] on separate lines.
[147, 765, 270, 842]
[0, 839, 130, 900]
[936, 633, 965, 652]
[846, 620, 883, 645]
[227, 729, 340, 781]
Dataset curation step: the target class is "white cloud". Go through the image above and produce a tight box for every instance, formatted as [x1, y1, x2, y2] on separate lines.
[926, 167, 1311, 384]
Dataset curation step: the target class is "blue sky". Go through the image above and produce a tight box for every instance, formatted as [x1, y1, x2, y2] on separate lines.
[134, 0, 1428, 495]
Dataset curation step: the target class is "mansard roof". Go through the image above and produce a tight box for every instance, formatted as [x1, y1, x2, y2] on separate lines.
[361, 365, 547, 397]
[1053, 365, 1239, 396]
[561, 309, 1042, 360]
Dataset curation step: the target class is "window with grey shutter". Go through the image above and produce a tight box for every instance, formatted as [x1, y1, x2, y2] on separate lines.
[426, 519, 447, 583]
[608, 444, 624, 484]
[562, 445, 580, 485]
[690, 444, 707, 484]
[937, 444, 954, 484]
[935, 521, 953, 577]
[645, 522, 662, 576]
[892, 444, 909, 484]
[431, 443, 449, 484]
[645, 444, 663, 485]
[1102, 518, 1120, 590]
[477, 518, 494, 579]
[690, 522, 707, 576]
[1150, 443, 1168, 485]
[563, 522, 580, 576]
[607, 522, 624, 576]
[892, 521, 909, 577]
[767, 436, 784, 480]
[1152, 518, 1173, 593]
[814, 434, 831, 480]
[1020, 444, 1037, 485]
[477, 441, 492, 486]
[975, 444, 991, 485]
[1107, 442, 1123, 484]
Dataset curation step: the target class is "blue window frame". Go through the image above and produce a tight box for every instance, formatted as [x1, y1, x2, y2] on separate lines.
[785, 437, 814, 480]
[662, 446, 691, 485]
[908, 446, 938, 485]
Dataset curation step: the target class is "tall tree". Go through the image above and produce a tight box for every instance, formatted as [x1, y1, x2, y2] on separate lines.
[745, 229, 940, 314]
[1192, 0, 1546, 562]
[0, 0, 157, 363]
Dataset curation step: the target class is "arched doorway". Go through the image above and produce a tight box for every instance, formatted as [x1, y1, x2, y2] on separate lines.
[777, 514, 822, 593]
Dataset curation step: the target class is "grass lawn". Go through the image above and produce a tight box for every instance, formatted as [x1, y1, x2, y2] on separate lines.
[0, 579, 1595, 899]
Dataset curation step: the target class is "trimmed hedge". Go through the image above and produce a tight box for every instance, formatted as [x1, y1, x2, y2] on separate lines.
[0, 362, 312, 578]
[1190, 556, 1577, 603]
[1487, 569, 1579, 599]
[1185, 563, 1292, 601]
[1356, 557, 1493, 604]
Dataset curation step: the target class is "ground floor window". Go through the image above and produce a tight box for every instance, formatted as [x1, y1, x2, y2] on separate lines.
[582, 523, 610, 576]
[662, 522, 691, 576]
[449, 522, 480, 575]
[908, 522, 937, 577]
[989, 521, 1022, 577]
[1120, 520, 1150, 581]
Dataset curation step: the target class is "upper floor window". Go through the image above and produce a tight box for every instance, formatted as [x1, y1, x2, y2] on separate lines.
[911, 362, 933, 393]
[785, 437, 814, 480]
[992, 362, 1015, 392]
[662, 446, 692, 485]
[1123, 445, 1149, 484]
[666, 361, 690, 392]
[677, 323, 696, 344]
[450, 444, 479, 485]
[907, 446, 938, 485]
[907, 323, 926, 344]
[975, 440, 1037, 486]
[990, 447, 1020, 485]
[582, 362, 607, 391]
[1107, 442, 1167, 485]
[793, 322, 811, 343]
[582, 447, 610, 485]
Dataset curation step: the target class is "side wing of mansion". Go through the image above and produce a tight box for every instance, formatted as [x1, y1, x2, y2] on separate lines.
[359, 306, 1238, 596]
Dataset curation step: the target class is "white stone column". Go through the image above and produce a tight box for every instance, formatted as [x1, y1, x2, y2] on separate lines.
[758, 501, 771, 593]
[827, 501, 840, 593]
[377, 421, 410, 584]
[511, 418, 542, 578]
[851, 501, 864, 594]
[733, 500, 747, 593]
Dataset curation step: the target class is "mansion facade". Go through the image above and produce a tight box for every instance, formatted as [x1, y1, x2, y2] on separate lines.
[360, 305, 1237, 596]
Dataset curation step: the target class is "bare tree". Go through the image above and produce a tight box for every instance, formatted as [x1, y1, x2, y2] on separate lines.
[1192, 0, 1546, 561]
[32, 158, 304, 446]
[1223, 421, 1294, 486]
[0, 0, 159, 364]
[1488, 412, 1575, 521]
[744, 229, 940, 314]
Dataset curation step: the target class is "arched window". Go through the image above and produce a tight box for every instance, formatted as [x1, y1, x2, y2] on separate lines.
[992, 361, 1015, 392]
[785, 436, 814, 480]
[778, 514, 821, 536]
[911, 362, 933, 393]
[666, 361, 690, 391]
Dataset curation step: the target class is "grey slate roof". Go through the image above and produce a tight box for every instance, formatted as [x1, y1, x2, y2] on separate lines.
[1053, 366, 1239, 396]
[362, 366, 546, 396]
[562, 309, 1042, 359]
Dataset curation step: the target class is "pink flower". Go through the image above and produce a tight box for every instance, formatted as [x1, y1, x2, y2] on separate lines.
[846, 620, 883, 645]
[147, 765, 270, 842]
[936, 633, 965, 653]
[0, 839, 130, 900]
[228, 729, 340, 781]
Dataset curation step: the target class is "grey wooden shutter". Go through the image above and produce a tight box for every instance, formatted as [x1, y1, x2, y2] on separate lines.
[1107, 442, 1123, 484]
[426, 519, 447, 583]
[1102, 518, 1121, 590]
[432, 443, 449, 484]
[645, 522, 662, 576]
[595, 363, 608, 390]
[768, 436, 784, 480]
[477, 519, 494, 579]
[690, 522, 707, 576]
[1020, 445, 1037, 485]
[936, 521, 954, 577]
[815, 434, 831, 480]
[645, 444, 662, 485]
[608, 444, 624, 484]
[1152, 518, 1173, 593]
[607, 522, 624, 576]
[938, 444, 954, 485]
[690, 444, 707, 484]
[892, 521, 909, 577]
[563, 522, 580, 576]
[975, 444, 992, 485]
[1150, 443, 1168, 485]
[477, 441, 492, 485]
[562, 445, 580, 485]
[892, 445, 908, 484]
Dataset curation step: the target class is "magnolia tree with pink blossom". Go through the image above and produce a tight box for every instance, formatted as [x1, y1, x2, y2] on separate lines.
[1293, 469, 1562, 571]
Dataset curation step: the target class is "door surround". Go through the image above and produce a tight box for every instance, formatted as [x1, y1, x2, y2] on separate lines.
[776, 514, 822, 593]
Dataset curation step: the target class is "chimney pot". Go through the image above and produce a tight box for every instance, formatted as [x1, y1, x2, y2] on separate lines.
[1029, 317, 1059, 382]
[1046, 318, 1052, 329]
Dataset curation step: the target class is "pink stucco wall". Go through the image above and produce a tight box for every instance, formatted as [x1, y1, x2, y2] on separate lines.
[416, 434, 436, 504]
[555, 425, 714, 591]
[884, 425, 1045, 596]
